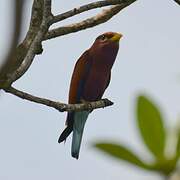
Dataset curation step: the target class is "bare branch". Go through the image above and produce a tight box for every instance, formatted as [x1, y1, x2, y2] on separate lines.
[174, 0, 180, 5]
[44, 0, 136, 40]
[8, 25, 46, 83]
[44, 0, 52, 18]
[52, 0, 136, 24]
[22, 0, 44, 48]
[4, 86, 113, 112]
[0, 0, 44, 89]
[7, 0, 53, 84]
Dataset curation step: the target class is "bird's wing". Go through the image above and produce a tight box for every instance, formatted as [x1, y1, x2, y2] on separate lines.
[68, 50, 92, 104]
[66, 50, 92, 125]
[58, 50, 92, 143]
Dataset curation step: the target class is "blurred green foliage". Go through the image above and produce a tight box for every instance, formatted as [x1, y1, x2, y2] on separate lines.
[94, 95, 180, 176]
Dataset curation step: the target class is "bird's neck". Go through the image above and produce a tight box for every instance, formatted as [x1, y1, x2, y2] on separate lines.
[90, 46, 119, 71]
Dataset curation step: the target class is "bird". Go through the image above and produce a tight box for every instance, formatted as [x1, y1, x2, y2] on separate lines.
[58, 32, 123, 159]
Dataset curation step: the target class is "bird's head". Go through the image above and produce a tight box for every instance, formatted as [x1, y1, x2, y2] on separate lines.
[90, 32, 123, 56]
[95, 32, 123, 44]
[91, 32, 122, 51]
[96, 32, 122, 43]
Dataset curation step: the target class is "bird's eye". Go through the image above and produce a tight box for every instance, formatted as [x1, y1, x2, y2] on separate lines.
[101, 35, 107, 41]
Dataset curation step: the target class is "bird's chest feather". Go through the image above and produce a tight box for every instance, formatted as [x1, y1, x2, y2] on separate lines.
[82, 60, 110, 101]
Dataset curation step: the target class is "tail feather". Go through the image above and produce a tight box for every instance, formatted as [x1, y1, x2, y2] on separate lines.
[71, 111, 89, 159]
[58, 125, 73, 143]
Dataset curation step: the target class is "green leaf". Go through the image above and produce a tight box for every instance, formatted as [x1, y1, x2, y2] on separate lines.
[94, 143, 151, 170]
[136, 95, 166, 160]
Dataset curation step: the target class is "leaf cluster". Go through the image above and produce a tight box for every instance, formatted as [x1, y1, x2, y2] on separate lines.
[94, 95, 180, 176]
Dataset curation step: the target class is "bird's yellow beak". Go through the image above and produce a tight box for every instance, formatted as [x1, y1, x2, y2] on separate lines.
[110, 33, 123, 42]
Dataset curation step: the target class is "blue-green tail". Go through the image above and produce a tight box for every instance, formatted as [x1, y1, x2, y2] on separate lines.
[71, 111, 89, 159]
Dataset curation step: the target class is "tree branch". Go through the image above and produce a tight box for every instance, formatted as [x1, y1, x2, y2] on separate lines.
[21, 0, 44, 48]
[44, 0, 136, 40]
[6, 0, 53, 84]
[4, 86, 113, 112]
[0, 0, 45, 89]
[52, 0, 137, 24]
[174, 0, 180, 5]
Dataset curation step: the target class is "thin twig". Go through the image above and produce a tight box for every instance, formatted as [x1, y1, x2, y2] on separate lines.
[45, 0, 136, 40]
[4, 86, 114, 112]
[52, 0, 136, 24]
